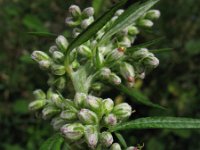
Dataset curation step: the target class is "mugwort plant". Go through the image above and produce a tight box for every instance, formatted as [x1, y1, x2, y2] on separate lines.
[29, 0, 200, 149]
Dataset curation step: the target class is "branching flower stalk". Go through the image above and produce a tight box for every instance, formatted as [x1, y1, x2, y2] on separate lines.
[29, 2, 161, 150]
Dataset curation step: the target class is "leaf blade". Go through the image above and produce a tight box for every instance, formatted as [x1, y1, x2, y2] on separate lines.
[27, 31, 57, 37]
[126, 37, 165, 53]
[101, 0, 159, 43]
[110, 117, 200, 132]
[39, 133, 64, 150]
[114, 132, 127, 148]
[67, 0, 128, 51]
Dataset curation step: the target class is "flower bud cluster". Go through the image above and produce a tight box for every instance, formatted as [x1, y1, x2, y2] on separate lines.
[30, 4, 161, 149]
[65, 5, 95, 37]
[31, 35, 70, 90]
[29, 90, 133, 149]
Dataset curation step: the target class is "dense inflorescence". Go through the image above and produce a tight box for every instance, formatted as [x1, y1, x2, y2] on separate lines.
[29, 4, 160, 150]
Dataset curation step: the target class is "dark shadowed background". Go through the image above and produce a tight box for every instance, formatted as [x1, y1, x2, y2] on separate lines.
[0, 0, 200, 149]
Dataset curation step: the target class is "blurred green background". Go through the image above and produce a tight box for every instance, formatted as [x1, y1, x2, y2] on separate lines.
[0, 0, 199, 149]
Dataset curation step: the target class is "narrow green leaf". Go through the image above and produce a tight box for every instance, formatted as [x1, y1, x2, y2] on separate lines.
[126, 37, 165, 53]
[114, 132, 127, 148]
[67, 0, 128, 52]
[110, 117, 200, 132]
[150, 48, 172, 54]
[101, 0, 159, 43]
[117, 85, 166, 110]
[28, 32, 57, 37]
[39, 133, 64, 150]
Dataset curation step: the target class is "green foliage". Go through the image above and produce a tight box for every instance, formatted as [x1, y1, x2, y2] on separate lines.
[1, 0, 200, 149]
[67, 0, 127, 52]
[39, 134, 64, 150]
[110, 117, 200, 131]
[101, 0, 159, 43]
[114, 132, 127, 148]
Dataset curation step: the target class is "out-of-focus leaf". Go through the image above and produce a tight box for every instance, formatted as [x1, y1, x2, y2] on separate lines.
[27, 32, 57, 37]
[13, 99, 29, 114]
[101, 0, 159, 43]
[127, 37, 165, 53]
[67, 0, 128, 52]
[19, 55, 34, 63]
[110, 117, 200, 131]
[39, 133, 64, 150]
[114, 132, 127, 148]
[117, 85, 166, 109]
[185, 39, 200, 56]
[150, 48, 172, 54]
[23, 14, 48, 32]
[92, 0, 106, 16]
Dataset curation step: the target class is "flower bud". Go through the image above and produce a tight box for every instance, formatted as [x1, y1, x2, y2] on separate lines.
[113, 103, 132, 120]
[33, 89, 46, 99]
[51, 117, 66, 130]
[49, 45, 58, 54]
[31, 51, 49, 62]
[137, 72, 145, 79]
[47, 88, 54, 99]
[69, 5, 81, 18]
[110, 16, 118, 24]
[39, 60, 51, 70]
[103, 98, 114, 114]
[69, 49, 78, 62]
[132, 48, 149, 60]
[109, 73, 121, 85]
[71, 60, 80, 69]
[77, 45, 92, 57]
[126, 146, 138, 150]
[82, 7, 95, 17]
[145, 10, 160, 20]
[115, 9, 124, 16]
[29, 100, 46, 111]
[81, 17, 94, 29]
[65, 17, 80, 27]
[103, 114, 117, 126]
[51, 64, 66, 76]
[126, 81, 135, 88]
[61, 123, 84, 141]
[128, 26, 139, 35]
[51, 93, 63, 108]
[95, 52, 104, 69]
[84, 125, 98, 149]
[74, 92, 87, 108]
[91, 82, 103, 91]
[72, 28, 81, 38]
[42, 105, 60, 120]
[100, 132, 113, 147]
[86, 95, 103, 116]
[52, 51, 64, 62]
[110, 143, 122, 150]
[55, 35, 69, 52]
[120, 62, 135, 82]
[143, 55, 159, 68]
[106, 47, 125, 62]
[119, 37, 132, 47]
[137, 19, 154, 28]
[96, 30, 105, 40]
[54, 77, 66, 90]
[60, 110, 77, 120]
[78, 109, 99, 125]
[99, 67, 111, 79]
